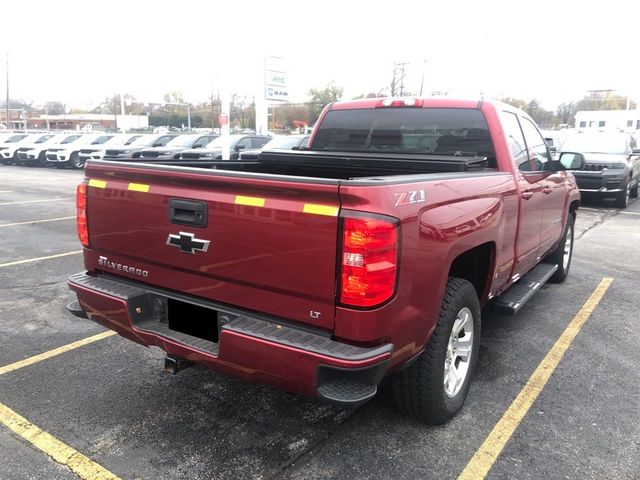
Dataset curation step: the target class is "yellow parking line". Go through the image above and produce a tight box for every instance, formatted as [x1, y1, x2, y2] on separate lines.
[0, 216, 76, 228]
[0, 250, 82, 268]
[0, 331, 116, 376]
[0, 198, 67, 206]
[0, 401, 121, 480]
[458, 277, 614, 480]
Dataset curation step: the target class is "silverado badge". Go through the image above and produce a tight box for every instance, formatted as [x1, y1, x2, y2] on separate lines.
[166, 232, 211, 254]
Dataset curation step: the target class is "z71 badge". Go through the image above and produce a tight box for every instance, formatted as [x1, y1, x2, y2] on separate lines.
[394, 189, 426, 206]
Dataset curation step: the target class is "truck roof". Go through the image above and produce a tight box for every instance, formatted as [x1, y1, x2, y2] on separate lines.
[328, 97, 485, 111]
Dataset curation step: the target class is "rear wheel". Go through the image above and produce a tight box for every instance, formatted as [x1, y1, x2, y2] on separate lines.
[548, 213, 574, 283]
[392, 278, 480, 424]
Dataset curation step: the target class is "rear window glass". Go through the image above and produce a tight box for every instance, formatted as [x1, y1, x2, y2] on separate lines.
[312, 108, 494, 158]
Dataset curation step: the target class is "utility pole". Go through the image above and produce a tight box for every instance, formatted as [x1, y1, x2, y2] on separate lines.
[5, 52, 9, 129]
[419, 60, 427, 96]
[391, 62, 408, 97]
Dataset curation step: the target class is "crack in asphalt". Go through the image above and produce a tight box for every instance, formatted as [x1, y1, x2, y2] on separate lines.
[575, 208, 620, 240]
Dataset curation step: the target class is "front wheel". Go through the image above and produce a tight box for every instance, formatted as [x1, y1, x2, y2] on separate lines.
[392, 278, 481, 424]
[614, 179, 630, 208]
[71, 153, 84, 169]
[548, 213, 575, 283]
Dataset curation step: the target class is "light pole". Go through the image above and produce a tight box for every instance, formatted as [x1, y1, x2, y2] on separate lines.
[419, 59, 427, 97]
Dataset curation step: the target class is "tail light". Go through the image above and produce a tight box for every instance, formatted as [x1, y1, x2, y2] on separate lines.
[340, 213, 399, 308]
[76, 182, 89, 247]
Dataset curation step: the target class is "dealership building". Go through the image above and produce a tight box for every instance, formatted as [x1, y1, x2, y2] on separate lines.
[574, 110, 640, 132]
[1, 111, 148, 131]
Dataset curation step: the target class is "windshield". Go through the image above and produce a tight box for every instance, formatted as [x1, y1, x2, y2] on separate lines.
[561, 135, 629, 154]
[35, 134, 56, 144]
[206, 135, 243, 149]
[59, 135, 83, 144]
[4, 134, 28, 143]
[312, 108, 494, 157]
[165, 135, 199, 148]
[91, 135, 114, 145]
[264, 136, 305, 149]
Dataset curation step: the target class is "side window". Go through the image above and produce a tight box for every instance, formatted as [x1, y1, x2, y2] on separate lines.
[520, 118, 550, 172]
[236, 137, 253, 150]
[192, 136, 211, 148]
[154, 136, 173, 147]
[501, 111, 528, 170]
[251, 137, 270, 148]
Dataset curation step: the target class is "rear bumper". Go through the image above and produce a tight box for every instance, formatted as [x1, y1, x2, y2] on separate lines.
[67, 272, 392, 405]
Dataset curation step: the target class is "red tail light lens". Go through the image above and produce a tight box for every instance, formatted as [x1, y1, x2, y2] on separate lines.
[76, 182, 89, 247]
[340, 214, 399, 307]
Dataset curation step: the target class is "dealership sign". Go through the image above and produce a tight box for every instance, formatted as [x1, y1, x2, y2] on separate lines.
[265, 56, 288, 102]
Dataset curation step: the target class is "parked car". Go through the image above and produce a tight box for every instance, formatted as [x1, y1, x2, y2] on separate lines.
[76, 134, 144, 167]
[238, 134, 310, 160]
[178, 135, 272, 164]
[46, 134, 116, 169]
[103, 134, 177, 161]
[135, 134, 218, 161]
[16, 134, 70, 166]
[560, 132, 640, 207]
[68, 97, 583, 424]
[0, 133, 35, 164]
[18, 134, 85, 166]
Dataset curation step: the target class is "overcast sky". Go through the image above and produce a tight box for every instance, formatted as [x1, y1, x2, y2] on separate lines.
[2, 0, 638, 110]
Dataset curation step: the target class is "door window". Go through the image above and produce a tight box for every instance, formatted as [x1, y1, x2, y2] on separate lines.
[520, 118, 551, 172]
[501, 111, 528, 170]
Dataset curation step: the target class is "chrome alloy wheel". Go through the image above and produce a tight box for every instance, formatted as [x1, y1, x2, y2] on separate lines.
[562, 223, 573, 270]
[444, 307, 474, 398]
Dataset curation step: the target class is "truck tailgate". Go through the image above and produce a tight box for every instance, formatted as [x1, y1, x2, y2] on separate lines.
[83, 162, 341, 330]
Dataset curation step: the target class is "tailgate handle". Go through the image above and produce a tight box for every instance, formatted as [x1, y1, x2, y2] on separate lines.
[169, 199, 207, 228]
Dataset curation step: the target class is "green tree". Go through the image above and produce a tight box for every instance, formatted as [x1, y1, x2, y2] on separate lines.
[45, 101, 66, 115]
[307, 83, 344, 122]
[500, 97, 528, 110]
[575, 92, 636, 111]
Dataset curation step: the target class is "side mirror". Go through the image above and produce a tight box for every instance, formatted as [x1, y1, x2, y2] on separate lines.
[558, 152, 586, 171]
[235, 145, 245, 151]
[549, 146, 557, 153]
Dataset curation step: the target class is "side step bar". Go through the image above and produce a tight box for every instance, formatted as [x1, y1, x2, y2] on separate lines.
[493, 263, 558, 315]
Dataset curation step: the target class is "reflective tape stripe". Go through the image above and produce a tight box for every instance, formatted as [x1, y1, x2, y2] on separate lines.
[88, 179, 107, 189]
[235, 195, 266, 207]
[128, 183, 150, 192]
[303, 204, 339, 216]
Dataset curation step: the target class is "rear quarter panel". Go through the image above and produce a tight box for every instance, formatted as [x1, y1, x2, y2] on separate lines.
[336, 173, 518, 368]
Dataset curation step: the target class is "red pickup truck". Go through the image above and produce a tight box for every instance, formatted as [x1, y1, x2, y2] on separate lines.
[67, 98, 584, 423]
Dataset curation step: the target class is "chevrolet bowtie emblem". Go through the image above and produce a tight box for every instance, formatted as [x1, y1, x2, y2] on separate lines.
[166, 232, 211, 254]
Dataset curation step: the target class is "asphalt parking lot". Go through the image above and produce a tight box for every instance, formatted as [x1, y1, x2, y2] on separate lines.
[1, 166, 639, 480]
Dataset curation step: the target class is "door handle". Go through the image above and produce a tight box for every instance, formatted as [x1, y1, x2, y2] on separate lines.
[521, 191, 534, 200]
[542, 187, 553, 195]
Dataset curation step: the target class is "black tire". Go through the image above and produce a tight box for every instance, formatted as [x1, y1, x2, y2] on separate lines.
[630, 178, 638, 199]
[37, 151, 47, 167]
[614, 179, 630, 208]
[70, 153, 84, 169]
[548, 213, 575, 283]
[392, 278, 481, 424]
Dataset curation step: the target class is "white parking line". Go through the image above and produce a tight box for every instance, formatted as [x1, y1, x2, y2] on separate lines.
[579, 207, 605, 212]
[0, 216, 76, 228]
[0, 198, 68, 206]
[619, 211, 640, 216]
[0, 251, 82, 268]
[0, 190, 14, 193]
